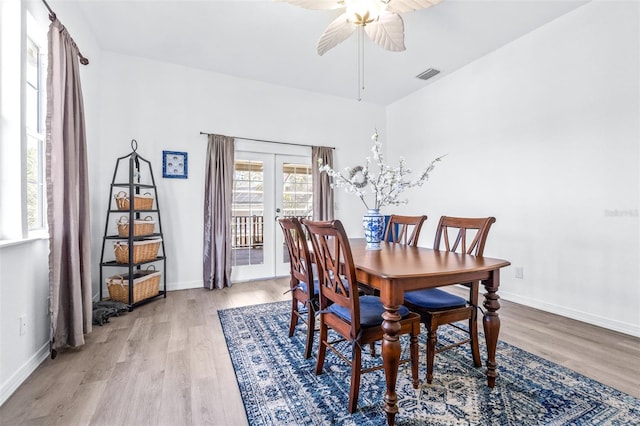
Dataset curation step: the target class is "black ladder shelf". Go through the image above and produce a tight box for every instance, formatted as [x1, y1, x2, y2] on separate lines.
[99, 139, 167, 309]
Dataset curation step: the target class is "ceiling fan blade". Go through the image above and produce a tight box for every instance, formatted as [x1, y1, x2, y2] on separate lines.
[364, 13, 405, 52]
[317, 14, 357, 56]
[386, 0, 442, 14]
[273, 0, 344, 11]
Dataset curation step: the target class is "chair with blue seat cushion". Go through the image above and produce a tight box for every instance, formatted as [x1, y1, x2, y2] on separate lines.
[302, 218, 420, 413]
[327, 295, 411, 327]
[278, 217, 319, 359]
[403, 216, 496, 384]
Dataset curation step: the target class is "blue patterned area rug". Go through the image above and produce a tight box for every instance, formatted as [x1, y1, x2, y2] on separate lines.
[218, 301, 640, 425]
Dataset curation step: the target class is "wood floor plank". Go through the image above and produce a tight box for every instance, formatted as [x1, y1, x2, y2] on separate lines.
[1, 277, 638, 425]
[53, 381, 107, 426]
[158, 350, 193, 426]
[123, 354, 165, 426]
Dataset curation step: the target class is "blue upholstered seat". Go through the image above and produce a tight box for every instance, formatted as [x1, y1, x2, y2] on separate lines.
[297, 280, 320, 295]
[328, 295, 410, 327]
[403, 288, 466, 309]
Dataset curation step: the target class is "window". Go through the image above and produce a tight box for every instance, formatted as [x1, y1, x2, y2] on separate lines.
[281, 162, 312, 219]
[0, 7, 48, 241]
[25, 12, 47, 232]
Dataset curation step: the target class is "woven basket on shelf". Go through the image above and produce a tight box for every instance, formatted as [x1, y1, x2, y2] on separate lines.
[113, 238, 162, 264]
[114, 191, 154, 210]
[106, 266, 161, 304]
[117, 216, 155, 237]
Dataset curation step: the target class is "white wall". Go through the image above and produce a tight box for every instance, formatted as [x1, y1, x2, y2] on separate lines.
[0, 239, 49, 405]
[386, 1, 640, 336]
[93, 52, 386, 292]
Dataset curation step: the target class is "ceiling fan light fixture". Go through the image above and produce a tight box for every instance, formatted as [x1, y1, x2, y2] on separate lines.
[276, 0, 443, 99]
[345, 0, 388, 24]
[277, 0, 442, 55]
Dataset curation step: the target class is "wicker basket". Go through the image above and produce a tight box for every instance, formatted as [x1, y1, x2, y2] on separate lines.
[114, 191, 154, 210]
[106, 267, 161, 304]
[117, 216, 155, 237]
[113, 238, 162, 264]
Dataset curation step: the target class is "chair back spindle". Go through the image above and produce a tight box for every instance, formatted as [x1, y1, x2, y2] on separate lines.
[384, 214, 427, 246]
[434, 216, 496, 256]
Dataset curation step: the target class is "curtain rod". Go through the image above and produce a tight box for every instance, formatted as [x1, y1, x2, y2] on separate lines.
[42, 0, 90, 65]
[199, 132, 335, 150]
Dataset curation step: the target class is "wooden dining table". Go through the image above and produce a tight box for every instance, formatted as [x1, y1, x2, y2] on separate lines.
[348, 238, 511, 426]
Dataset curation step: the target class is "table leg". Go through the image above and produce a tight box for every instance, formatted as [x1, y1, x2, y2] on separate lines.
[381, 305, 402, 426]
[482, 269, 501, 388]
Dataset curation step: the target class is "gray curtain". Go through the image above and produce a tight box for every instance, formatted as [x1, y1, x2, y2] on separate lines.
[312, 146, 334, 220]
[46, 18, 92, 351]
[203, 134, 235, 289]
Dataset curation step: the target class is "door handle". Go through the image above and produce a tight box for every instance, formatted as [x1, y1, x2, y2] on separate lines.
[275, 215, 280, 222]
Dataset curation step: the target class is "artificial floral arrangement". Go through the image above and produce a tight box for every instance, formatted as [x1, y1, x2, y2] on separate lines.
[319, 130, 445, 210]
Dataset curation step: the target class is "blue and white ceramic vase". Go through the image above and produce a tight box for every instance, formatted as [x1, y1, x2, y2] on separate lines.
[363, 208, 385, 250]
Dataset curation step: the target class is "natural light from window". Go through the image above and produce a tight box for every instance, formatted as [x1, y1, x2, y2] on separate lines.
[26, 11, 47, 232]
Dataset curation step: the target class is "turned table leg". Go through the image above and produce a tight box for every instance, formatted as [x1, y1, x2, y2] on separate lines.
[381, 304, 402, 426]
[482, 269, 501, 388]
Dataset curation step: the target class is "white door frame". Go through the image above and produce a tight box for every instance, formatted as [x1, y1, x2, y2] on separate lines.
[231, 141, 311, 282]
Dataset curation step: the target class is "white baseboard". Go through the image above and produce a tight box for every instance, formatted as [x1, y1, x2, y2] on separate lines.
[0, 342, 49, 406]
[499, 291, 640, 338]
[167, 280, 202, 291]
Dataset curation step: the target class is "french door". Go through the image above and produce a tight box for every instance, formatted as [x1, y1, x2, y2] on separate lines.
[230, 151, 312, 282]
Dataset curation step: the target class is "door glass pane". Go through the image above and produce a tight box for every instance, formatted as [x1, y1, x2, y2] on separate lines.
[232, 160, 264, 266]
[282, 163, 312, 219]
[281, 163, 313, 263]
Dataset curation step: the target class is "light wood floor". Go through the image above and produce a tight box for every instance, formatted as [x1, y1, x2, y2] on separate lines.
[1, 278, 638, 425]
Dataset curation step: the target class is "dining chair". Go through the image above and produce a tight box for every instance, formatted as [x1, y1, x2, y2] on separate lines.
[384, 214, 428, 246]
[278, 217, 319, 359]
[403, 216, 496, 384]
[302, 218, 420, 413]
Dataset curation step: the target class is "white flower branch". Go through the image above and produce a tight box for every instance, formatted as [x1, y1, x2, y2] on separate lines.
[319, 131, 445, 210]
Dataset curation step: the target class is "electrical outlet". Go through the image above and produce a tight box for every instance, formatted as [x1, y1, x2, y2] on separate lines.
[19, 316, 27, 336]
[515, 267, 524, 279]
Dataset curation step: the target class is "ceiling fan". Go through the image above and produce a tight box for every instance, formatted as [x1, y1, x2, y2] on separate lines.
[276, 0, 442, 55]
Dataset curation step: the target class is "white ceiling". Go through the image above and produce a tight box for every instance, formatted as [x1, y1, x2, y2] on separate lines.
[72, 0, 588, 105]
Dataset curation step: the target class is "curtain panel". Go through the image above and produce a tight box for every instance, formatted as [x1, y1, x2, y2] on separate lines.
[312, 146, 334, 221]
[46, 18, 92, 351]
[203, 134, 235, 289]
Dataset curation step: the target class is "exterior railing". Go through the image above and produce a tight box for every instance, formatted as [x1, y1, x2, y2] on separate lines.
[232, 215, 264, 248]
[231, 215, 310, 248]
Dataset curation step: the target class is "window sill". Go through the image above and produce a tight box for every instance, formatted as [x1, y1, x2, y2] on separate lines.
[0, 232, 49, 249]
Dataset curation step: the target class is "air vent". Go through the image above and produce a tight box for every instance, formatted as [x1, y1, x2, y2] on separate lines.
[416, 68, 441, 81]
